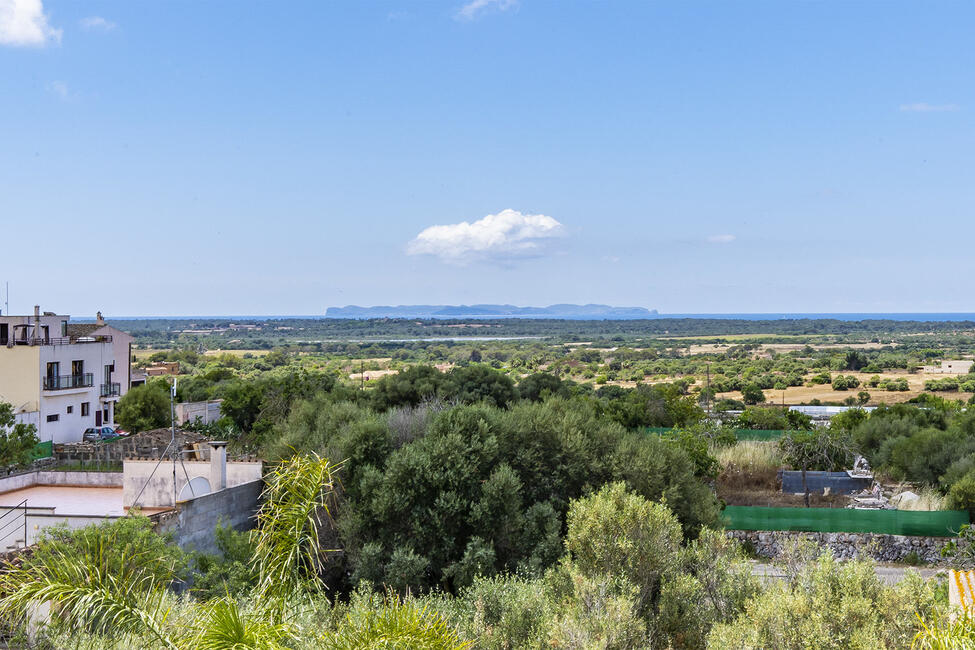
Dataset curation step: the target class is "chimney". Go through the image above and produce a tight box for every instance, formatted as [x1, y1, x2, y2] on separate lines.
[209, 441, 228, 492]
[96, 311, 105, 326]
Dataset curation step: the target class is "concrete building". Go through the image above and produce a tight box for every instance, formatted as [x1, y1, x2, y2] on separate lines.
[921, 359, 975, 374]
[0, 307, 134, 443]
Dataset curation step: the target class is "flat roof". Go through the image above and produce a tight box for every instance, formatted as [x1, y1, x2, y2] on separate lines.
[0, 486, 126, 516]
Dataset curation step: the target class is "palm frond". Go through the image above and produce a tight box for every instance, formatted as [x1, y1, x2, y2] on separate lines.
[0, 547, 176, 648]
[324, 593, 471, 650]
[251, 452, 343, 603]
[191, 598, 297, 650]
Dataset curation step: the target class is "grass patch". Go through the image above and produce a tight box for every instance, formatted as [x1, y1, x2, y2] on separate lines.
[714, 442, 785, 493]
[893, 485, 947, 511]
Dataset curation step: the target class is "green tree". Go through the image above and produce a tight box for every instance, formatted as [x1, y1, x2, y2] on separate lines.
[741, 384, 765, 405]
[0, 401, 39, 467]
[565, 481, 682, 617]
[445, 365, 517, 407]
[116, 380, 171, 433]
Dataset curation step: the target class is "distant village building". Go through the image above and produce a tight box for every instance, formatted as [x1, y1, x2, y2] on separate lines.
[146, 361, 180, 377]
[921, 360, 974, 374]
[0, 307, 133, 443]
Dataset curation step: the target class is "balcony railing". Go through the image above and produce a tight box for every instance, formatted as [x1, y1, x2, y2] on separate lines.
[7, 335, 112, 346]
[44, 373, 93, 391]
[100, 383, 121, 397]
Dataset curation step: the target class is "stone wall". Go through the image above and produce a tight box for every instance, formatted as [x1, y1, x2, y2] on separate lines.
[727, 529, 966, 564]
[54, 429, 210, 464]
[152, 478, 262, 555]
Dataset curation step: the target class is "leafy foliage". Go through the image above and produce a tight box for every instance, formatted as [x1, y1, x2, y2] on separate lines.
[0, 401, 39, 467]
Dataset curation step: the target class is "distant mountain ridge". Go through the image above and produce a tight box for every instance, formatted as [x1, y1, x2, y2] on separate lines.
[325, 304, 658, 320]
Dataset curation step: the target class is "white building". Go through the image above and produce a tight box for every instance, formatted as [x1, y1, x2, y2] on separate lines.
[921, 359, 975, 375]
[0, 307, 134, 443]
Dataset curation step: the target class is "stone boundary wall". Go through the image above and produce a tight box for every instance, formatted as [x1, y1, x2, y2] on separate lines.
[54, 429, 210, 463]
[152, 479, 263, 555]
[727, 529, 967, 564]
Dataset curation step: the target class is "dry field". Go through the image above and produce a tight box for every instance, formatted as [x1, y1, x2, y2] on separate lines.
[348, 369, 399, 381]
[685, 341, 890, 355]
[717, 370, 973, 405]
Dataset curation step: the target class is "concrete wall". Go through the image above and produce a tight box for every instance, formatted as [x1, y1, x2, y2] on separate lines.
[176, 400, 223, 425]
[0, 469, 123, 494]
[727, 529, 965, 564]
[153, 479, 262, 554]
[779, 470, 871, 495]
[124, 459, 263, 508]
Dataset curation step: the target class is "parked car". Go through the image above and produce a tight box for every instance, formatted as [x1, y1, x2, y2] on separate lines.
[113, 427, 130, 437]
[82, 426, 120, 443]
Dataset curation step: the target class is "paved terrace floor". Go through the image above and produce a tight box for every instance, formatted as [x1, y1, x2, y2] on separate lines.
[0, 486, 127, 516]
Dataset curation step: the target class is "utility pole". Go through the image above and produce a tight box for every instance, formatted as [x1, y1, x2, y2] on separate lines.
[171, 378, 177, 506]
[705, 362, 711, 417]
[360, 360, 365, 391]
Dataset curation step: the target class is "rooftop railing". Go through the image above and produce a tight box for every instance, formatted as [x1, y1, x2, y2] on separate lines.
[4, 335, 112, 346]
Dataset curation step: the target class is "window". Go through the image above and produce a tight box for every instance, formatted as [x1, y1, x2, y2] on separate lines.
[46, 414, 59, 422]
[81, 402, 90, 417]
[72, 360, 84, 376]
[66, 405, 73, 414]
[46, 361, 59, 378]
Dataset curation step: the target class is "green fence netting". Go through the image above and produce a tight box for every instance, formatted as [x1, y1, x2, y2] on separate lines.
[30, 440, 53, 460]
[644, 427, 787, 441]
[722, 505, 970, 537]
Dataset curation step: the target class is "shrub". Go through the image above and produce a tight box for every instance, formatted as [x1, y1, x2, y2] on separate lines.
[564, 482, 682, 617]
[707, 553, 938, 649]
[947, 470, 975, 519]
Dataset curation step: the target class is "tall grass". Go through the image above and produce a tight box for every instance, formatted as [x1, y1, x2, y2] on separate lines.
[894, 486, 948, 511]
[714, 441, 785, 492]
[714, 442, 784, 474]
[912, 610, 975, 649]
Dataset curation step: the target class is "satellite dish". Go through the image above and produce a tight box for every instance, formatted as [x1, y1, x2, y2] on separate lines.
[178, 476, 211, 501]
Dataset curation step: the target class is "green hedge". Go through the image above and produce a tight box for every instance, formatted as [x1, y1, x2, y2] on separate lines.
[644, 427, 787, 441]
[723, 505, 969, 537]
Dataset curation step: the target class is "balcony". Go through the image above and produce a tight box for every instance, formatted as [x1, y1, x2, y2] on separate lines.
[100, 383, 121, 397]
[43, 373, 93, 391]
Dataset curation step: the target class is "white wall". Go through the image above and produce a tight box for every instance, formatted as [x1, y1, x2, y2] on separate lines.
[38, 341, 116, 442]
[123, 459, 263, 508]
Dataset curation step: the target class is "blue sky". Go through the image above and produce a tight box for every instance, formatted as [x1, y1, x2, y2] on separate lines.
[1, 1, 972, 316]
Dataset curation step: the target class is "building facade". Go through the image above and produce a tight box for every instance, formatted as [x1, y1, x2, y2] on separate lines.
[0, 307, 134, 443]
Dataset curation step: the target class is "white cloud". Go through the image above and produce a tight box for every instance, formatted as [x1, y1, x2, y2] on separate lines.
[455, 0, 517, 21]
[0, 0, 61, 47]
[80, 16, 116, 32]
[899, 103, 960, 113]
[46, 79, 69, 100]
[707, 234, 736, 244]
[407, 209, 564, 263]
